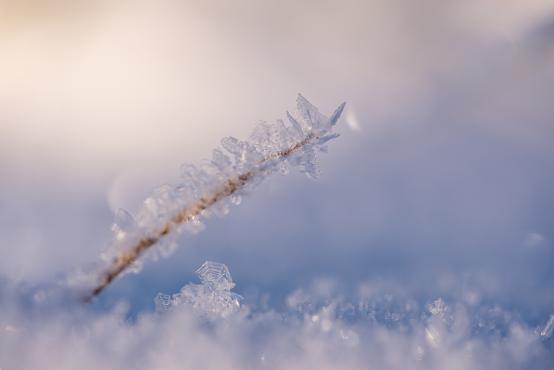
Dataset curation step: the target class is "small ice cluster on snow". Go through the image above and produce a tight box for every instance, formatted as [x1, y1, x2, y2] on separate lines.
[155, 261, 242, 318]
[99, 95, 345, 276]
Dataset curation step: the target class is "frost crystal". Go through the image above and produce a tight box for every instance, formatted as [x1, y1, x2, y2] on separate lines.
[155, 261, 242, 318]
[154, 293, 172, 312]
[90, 95, 345, 299]
[195, 261, 235, 291]
[427, 298, 447, 318]
[540, 314, 554, 338]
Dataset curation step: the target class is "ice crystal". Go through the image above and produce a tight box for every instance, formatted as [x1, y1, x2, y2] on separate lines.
[88, 95, 345, 299]
[427, 298, 448, 319]
[153, 293, 172, 312]
[155, 261, 242, 318]
[540, 314, 554, 338]
[195, 261, 235, 291]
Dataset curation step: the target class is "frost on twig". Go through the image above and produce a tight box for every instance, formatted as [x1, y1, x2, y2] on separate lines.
[85, 95, 345, 300]
[154, 261, 242, 318]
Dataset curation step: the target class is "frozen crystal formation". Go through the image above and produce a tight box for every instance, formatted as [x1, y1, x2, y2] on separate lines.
[195, 261, 235, 291]
[427, 298, 447, 318]
[540, 314, 554, 338]
[88, 95, 345, 300]
[155, 261, 242, 318]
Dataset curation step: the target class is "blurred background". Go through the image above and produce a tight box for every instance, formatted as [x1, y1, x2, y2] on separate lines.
[1, 0, 553, 317]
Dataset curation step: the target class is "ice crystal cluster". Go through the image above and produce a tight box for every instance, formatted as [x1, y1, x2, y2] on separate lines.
[150, 262, 554, 367]
[154, 261, 242, 318]
[89, 95, 345, 299]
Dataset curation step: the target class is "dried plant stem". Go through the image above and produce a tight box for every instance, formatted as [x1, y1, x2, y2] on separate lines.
[85, 133, 315, 301]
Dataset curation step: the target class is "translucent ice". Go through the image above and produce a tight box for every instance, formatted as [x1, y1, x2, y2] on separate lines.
[155, 261, 242, 318]
[540, 314, 554, 338]
[195, 261, 236, 291]
[111, 208, 137, 242]
[296, 94, 330, 132]
[427, 298, 447, 318]
[154, 293, 172, 312]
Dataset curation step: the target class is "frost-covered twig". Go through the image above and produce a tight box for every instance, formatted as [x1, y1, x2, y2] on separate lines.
[85, 95, 345, 301]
